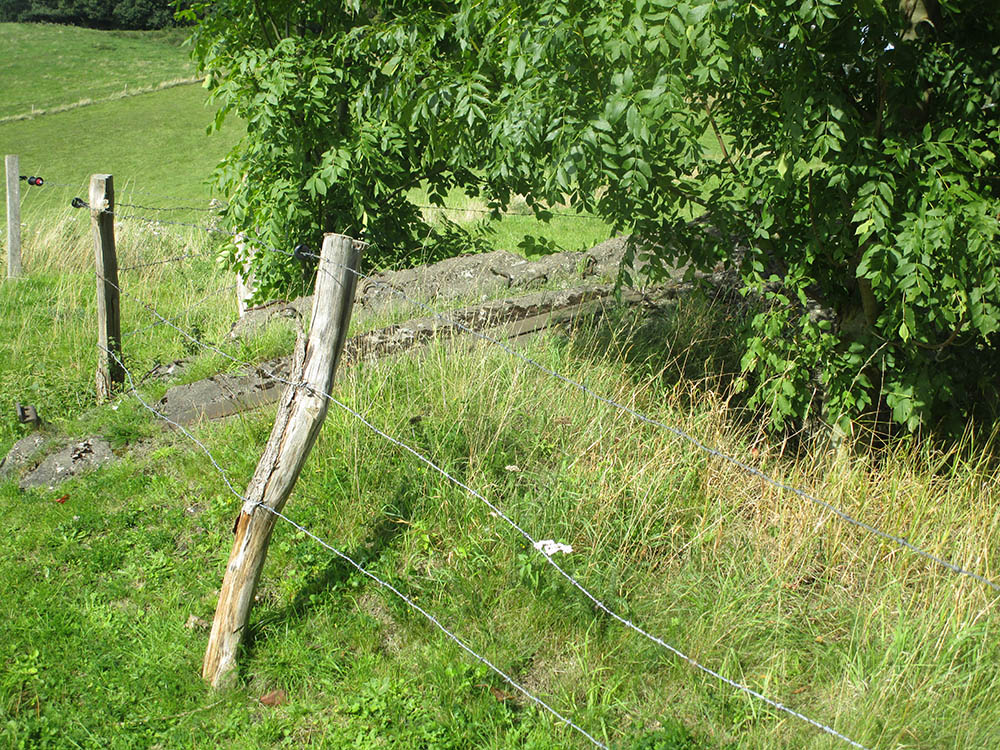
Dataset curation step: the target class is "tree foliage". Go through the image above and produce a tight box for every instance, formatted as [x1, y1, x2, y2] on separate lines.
[187, 0, 1000, 434]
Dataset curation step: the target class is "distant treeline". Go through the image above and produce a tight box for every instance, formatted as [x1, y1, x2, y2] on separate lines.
[0, 0, 187, 30]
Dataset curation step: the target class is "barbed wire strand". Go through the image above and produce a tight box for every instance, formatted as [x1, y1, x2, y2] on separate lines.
[116, 201, 215, 213]
[415, 203, 598, 220]
[111, 213, 232, 236]
[119, 253, 204, 272]
[100, 206, 994, 589]
[99, 273, 869, 750]
[86, 205, 1000, 591]
[99, 341, 611, 750]
[293, 248, 999, 594]
[85, 195, 590, 234]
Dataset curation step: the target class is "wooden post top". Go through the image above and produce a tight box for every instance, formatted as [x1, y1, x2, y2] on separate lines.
[89, 174, 114, 211]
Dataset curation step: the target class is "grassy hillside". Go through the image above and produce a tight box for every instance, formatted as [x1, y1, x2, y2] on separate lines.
[0, 22, 243, 273]
[2, 82, 243, 265]
[1, 21, 999, 750]
[0, 23, 193, 119]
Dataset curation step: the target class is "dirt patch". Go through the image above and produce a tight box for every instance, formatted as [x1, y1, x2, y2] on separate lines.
[356, 591, 404, 655]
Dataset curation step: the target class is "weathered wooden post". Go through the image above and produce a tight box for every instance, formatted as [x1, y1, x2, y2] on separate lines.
[5, 155, 21, 279]
[90, 174, 123, 402]
[203, 233, 362, 688]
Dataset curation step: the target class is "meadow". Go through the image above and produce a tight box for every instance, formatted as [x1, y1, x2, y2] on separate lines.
[0, 24, 193, 120]
[2, 22, 999, 750]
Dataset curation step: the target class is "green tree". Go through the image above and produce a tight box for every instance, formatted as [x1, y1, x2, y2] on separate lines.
[1, 0, 183, 29]
[188, 0, 1000, 434]
[184, 0, 482, 299]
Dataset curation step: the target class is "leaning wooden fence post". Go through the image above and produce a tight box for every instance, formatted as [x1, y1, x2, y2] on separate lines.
[91, 174, 123, 402]
[203, 233, 362, 688]
[5, 154, 21, 279]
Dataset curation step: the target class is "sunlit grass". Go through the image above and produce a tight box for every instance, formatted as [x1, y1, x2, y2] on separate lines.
[2, 237, 998, 748]
[1, 83, 243, 235]
[0, 23, 194, 119]
[406, 185, 616, 260]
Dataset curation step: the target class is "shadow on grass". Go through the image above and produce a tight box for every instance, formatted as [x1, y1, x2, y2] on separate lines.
[242, 490, 414, 654]
[563, 282, 752, 413]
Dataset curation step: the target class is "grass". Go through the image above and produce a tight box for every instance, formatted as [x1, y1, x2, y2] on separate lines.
[1, 21, 244, 249]
[2, 223, 999, 748]
[1, 83, 244, 235]
[0, 23, 194, 119]
[406, 188, 616, 262]
[2, 21, 999, 750]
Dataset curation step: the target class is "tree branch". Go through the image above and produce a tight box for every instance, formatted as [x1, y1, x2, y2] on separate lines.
[252, 0, 280, 46]
[704, 99, 740, 178]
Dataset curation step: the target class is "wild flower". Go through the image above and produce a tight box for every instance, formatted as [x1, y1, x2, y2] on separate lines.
[533, 539, 572, 555]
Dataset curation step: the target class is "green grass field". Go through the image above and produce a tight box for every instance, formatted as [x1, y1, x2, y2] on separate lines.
[1, 82, 243, 244]
[0, 23, 193, 119]
[2, 21, 999, 750]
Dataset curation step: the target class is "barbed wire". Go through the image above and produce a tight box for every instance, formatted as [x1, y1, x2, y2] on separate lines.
[293, 248, 1000, 594]
[84, 197, 997, 591]
[119, 253, 205, 272]
[109, 213, 231, 236]
[116, 201, 216, 213]
[68, 202, 229, 233]
[72, 194, 594, 236]
[98, 271, 869, 750]
[415, 203, 599, 221]
[62, 202, 224, 274]
[27, 171, 592, 222]
[99, 341, 611, 750]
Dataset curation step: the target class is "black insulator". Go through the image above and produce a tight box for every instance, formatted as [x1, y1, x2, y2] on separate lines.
[27, 176, 43, 186]
[71, 197, 88, 209]
[15, 403, 40, 426]
[293, 244, 310, 262]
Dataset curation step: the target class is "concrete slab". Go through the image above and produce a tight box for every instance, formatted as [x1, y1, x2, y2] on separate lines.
[20, 437, 116, 490]
[0, 433, 51, 479]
